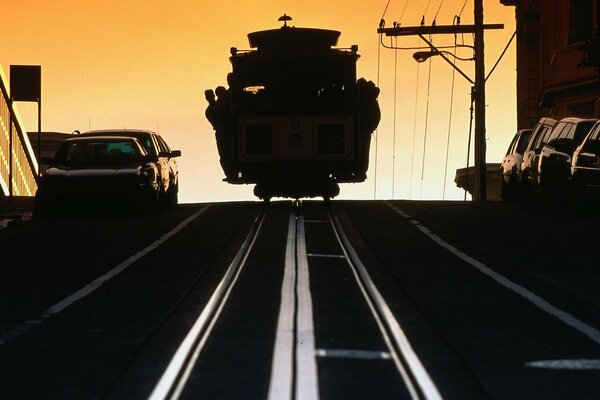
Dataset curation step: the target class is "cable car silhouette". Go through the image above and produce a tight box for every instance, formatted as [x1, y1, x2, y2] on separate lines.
[205, 15, 380, 200]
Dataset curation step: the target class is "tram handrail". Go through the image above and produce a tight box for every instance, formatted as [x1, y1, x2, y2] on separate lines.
[0, 64, 38, 197]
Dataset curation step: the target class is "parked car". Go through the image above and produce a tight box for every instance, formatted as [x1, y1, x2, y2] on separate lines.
[501, 128, 533, 201]
[35, 136, 162, 217]
[570, 120, 600, 205]
[538, 117, 597, 199]
[520, 117, 559, 197]
[78, 129, 181, 207]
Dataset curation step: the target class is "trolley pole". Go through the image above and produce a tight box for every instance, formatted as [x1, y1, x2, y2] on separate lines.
[377, 0, 502, 201]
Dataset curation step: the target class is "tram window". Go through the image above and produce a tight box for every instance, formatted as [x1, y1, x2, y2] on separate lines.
[245, 125, 273, 155]
[318, 124, 345, 154]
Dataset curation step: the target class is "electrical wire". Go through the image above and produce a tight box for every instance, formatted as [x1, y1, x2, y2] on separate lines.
[420, 39, 434, 199]
[392, 38, 398, 199]
[486, 0, 537, 82]
[409, 39, 421, 199]
[464, 88, 475, 201]
[442, 34, 458, 199]
[399, 0, 410, 24]
[433, 0, 446, 24]
[381, 0, 392, 22]
[374, 32, 382, 200]
[423, 0, 434, 17]
[458, 0, 468, 18]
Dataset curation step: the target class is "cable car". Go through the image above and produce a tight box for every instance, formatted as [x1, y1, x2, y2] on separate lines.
[205, 15, 380, 200]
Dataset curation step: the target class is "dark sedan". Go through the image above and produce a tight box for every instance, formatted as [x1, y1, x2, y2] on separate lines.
[35, 136, 161, 217]
[570, 120, 600, 205]
[78, 129, 181, 207]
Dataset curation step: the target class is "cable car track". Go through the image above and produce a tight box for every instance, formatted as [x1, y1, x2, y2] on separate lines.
[328, 204, 442, 400]
[148, 201, 440, 399]
[148, 205, 268, 400]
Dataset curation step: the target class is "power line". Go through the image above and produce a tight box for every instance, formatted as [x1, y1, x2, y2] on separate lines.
[374, 30, 382, 200]
[420, 42, 434, 199]
[381, 0, 392, 21]
[392, 37, 398, 199]
[409, 39, 421, 199]
[442, 35, 458, 200]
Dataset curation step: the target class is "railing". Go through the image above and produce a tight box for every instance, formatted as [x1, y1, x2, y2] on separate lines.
[0, 64, 38, 197]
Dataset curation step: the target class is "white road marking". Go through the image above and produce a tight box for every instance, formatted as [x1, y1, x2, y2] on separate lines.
[306, 253, 346, 259]
[0, 205, 211, 346]
[268, 211, 319, 400]
[45, 206, 212, 317]
[315, 348, 392, 360]
[386, 201, 600, 346]
[525, 359, 600, 370]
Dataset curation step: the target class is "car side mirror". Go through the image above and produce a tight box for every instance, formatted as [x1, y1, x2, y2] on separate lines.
[170, 150, 182, 158]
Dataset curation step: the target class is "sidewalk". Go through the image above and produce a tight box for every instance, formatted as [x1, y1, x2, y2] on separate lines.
[0, 196, 34, 229]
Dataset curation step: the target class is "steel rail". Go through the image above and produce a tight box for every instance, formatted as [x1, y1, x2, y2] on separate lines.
[148, 205, 268, 400]
[328, 204, 443, 400]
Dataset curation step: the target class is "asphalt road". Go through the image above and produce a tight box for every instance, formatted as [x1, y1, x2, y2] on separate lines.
[0, 200, 598, 399]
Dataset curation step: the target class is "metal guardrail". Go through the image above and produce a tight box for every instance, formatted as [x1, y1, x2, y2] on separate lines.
[0, 64, 38, 197]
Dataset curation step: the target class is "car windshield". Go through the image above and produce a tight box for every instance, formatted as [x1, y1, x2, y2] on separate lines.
[55, 140, 144, 166]
[83, 132, 158, 155]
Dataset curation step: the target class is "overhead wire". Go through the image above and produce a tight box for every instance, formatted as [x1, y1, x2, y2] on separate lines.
[464, 88, 475, 201]
[409, 38, 421, 199]
[392, 37, 398, 199]
[375, 27, 382, 200]
[458, 0, 469, 18]
[432, 0, 446, 25]
[487, 0, 537, 82]
[380, 0, 392, 21]
[442, 19, 460, 200]
[420, 36, 434, 199]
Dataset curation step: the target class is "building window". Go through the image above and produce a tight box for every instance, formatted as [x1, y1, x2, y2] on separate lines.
[569, 0, 594, 44]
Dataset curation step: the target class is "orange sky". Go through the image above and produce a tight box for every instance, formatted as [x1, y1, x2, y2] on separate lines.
[1, 0, 517, 202]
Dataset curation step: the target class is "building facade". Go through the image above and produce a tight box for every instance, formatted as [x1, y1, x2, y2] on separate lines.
[501, 0, 599, 129]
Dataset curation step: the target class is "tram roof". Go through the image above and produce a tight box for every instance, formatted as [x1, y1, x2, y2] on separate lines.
[247, 27, 341, 53]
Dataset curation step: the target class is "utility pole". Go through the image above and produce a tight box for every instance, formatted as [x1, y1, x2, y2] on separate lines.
[474, 0, 487, 200]
[378, 0, 502, 201]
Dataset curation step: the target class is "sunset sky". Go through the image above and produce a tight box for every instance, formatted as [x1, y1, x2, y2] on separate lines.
[1, 0, 517, 202]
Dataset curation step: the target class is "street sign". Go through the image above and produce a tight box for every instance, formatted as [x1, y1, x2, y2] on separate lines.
[10, 65, 41, 102]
